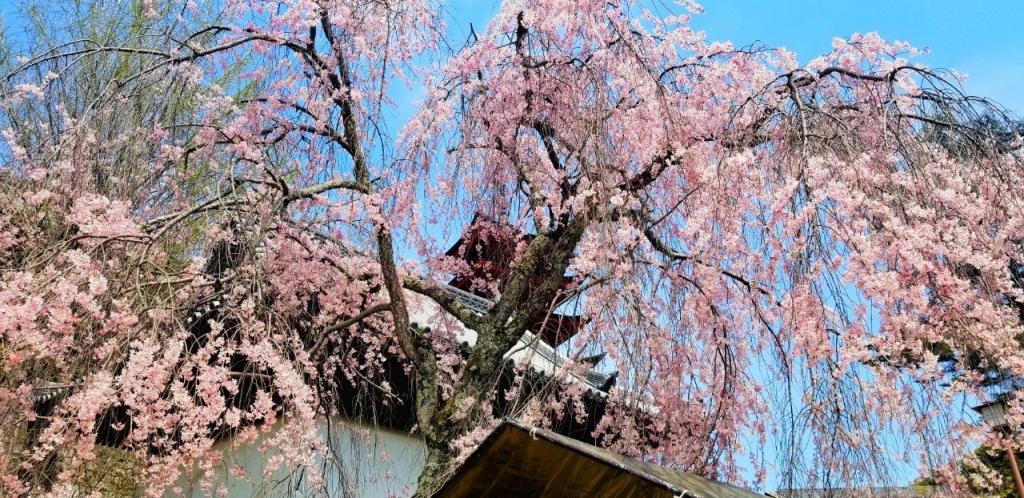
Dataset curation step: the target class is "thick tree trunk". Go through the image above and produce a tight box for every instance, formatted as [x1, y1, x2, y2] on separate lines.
[411, 219, 587, 497]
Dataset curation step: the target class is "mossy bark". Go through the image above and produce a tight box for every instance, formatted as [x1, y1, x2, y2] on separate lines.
[413, 219, 587, 497]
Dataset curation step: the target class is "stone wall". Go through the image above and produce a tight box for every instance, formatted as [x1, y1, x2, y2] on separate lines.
[74, 446, 143, 498]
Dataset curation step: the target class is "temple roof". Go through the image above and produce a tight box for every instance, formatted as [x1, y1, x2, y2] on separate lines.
[443, 215, 583, 347]
[406, 285, 616, 396]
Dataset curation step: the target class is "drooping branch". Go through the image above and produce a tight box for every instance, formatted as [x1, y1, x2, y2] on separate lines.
[308, 303, 392, 357]
[643, 226, 779, 304]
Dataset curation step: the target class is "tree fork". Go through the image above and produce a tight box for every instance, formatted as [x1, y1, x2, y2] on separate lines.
[413, 218, 587, 496]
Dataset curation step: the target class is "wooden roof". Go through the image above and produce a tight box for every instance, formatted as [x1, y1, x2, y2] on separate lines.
[432, 419, 764, 498]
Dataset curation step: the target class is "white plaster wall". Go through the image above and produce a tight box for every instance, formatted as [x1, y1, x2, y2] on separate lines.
[177, 419, 426, 498]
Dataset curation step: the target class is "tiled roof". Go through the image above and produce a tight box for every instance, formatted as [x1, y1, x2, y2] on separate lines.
[410, 283, 616, 395]
[32, 382, 74, 403]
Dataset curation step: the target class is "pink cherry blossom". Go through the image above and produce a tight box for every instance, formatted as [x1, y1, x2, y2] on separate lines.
[0, 0, 1020, 496]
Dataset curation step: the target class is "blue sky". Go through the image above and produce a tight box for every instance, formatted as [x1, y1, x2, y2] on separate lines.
[692, 0, 1024, 113]
[446, 0, 1024, 113]
[3, 0, 1020, 111]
